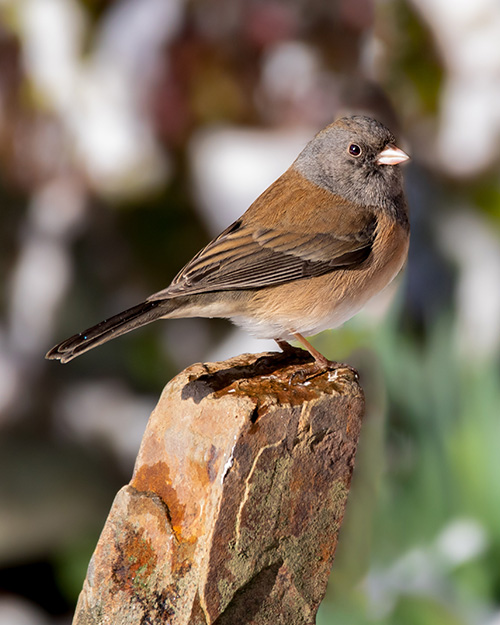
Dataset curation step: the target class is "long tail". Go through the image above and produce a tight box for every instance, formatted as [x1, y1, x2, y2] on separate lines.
[45, 298, 176, 363]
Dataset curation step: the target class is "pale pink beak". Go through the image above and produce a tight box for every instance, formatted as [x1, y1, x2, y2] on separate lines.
[376, 144, 410, 166]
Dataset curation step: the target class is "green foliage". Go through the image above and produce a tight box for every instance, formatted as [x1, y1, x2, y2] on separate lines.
[313, 300, 500, 623]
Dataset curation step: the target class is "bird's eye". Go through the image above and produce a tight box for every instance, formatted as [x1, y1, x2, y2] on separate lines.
[348, 143, 362, 157]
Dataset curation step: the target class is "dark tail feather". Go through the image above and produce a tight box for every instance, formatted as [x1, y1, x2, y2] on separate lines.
[46, 298, 175, 363]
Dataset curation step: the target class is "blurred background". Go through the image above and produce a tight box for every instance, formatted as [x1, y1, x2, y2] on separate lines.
[1, 0, 500, 623]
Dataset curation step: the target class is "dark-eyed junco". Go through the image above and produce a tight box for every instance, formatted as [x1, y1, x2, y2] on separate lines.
[46, 116, 410, 372]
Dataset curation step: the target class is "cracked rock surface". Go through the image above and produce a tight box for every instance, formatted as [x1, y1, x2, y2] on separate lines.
[73, 351, 364, 625]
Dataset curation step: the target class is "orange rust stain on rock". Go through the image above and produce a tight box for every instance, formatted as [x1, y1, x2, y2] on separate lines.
[188, 453, 215, 489]
[131, 461, 186, 539]
[170, 540, 197, 580]
[111, 526, 157, 594]
[176, 443, 221, 489]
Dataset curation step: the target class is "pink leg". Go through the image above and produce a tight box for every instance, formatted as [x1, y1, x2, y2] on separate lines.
[291, 332, 330, 367]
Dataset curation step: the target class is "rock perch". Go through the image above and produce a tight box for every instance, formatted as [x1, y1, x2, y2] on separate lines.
[73, 350, 364, 625]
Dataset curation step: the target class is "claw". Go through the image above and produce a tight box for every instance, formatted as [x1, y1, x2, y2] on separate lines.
[288, 360, 358, 385]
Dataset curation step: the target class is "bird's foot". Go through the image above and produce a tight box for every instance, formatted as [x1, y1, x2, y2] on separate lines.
[288, 358, 359, 385]
[276, 336, 358, 384]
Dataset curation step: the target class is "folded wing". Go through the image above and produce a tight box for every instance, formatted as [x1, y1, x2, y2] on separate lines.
[149, 214, 377, 300]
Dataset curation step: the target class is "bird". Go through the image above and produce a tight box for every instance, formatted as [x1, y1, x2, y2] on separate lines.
[46, 115, 410, 374]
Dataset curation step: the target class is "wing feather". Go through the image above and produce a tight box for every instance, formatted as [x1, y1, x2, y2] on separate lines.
[148, 214, 377, 300]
